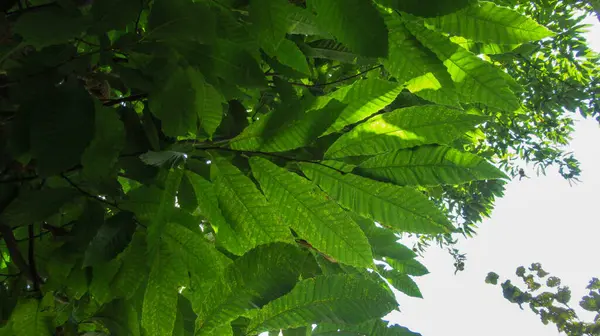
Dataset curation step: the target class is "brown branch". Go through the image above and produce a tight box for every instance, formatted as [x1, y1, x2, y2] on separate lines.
[61, 174, 119, 208]
[27, 224, 40, 291]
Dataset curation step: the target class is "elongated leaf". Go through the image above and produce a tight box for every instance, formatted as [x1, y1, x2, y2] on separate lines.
[314, 319, 421, 335]
[325, 105, 486, 159]
[193, 76, 225, 138]
[82, 103, 125, 180]
[83, 212, 137, 267]
[352, 214, 416, 262]
[194, 243, 307, 335]
[148, 0, 216, 43]
[384, 15, 453, 87]
[142, 240, 188, 336]
[250, 157, 373, 268]
[377, 0, 472, 17]
[248, 274, 397, 333]
[301, 164, 453, 234]
[211, 156, 291, 248]
[325, 78, 404, 134]
[184, 172, 249, 255]
[1, 188, 79, 228]
[9, 299, 52, 336]
[309, 0, 388, 58]
[378, 266, 422, 298]
[427, 2, 554, 44]
[405, 20, 520, 111]
[231, 99, 345, 152]
[357, 145, 508, 186]
[110, 232, 148, 299]
[387, 258, 429, 277]
[250, 0, 294, 49]
[303, 39, 370, 64]
[265, 39, 311, 75]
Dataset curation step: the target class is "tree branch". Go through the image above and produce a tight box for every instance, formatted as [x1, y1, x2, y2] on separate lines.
[61, 174, 119, 208]
[27, 224, 40, 291]
[102, 93, 148, 106]
[287, 65, 383, 88]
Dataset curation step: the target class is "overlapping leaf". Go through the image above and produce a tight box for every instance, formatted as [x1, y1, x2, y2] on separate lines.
[427, 2, 554, 44]
[325, 105, 486, 159]
[250, 157, 373, 268]
[301, 163, 453, 234]
[247, 274, 397, 333]
[314, 319, 421, 335]
[356, 145, 508, 186]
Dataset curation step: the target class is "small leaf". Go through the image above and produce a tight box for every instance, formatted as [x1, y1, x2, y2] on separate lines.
[387, 258, 429, 277]
[378, 266, 422, 298]
[248, 274, 397, 333]
[357, 145, 509, 186]
[83, 212, 137, 267]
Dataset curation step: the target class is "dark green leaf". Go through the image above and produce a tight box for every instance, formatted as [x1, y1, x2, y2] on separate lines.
[83, 212, 137, 267]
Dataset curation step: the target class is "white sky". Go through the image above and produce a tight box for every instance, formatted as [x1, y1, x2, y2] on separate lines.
[387, 15, 600, 336]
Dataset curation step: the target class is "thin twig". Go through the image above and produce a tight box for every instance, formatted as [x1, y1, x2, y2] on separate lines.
[61, 174, 119, 208]
[27, 224, 40, 291]
[102, 93, 148, 106]
[287, 65, 383, 88]
[194, 146, 349, 175]
[0, 272, 20, 278]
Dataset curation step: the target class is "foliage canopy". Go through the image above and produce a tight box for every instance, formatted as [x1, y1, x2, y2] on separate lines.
[0, 0, 596, 335]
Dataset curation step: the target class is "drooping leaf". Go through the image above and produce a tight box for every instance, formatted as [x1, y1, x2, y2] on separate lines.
[9, 299, 53, 336]
[82, 103, 125, 180]
[184, 171, 249, 255]
[352, 214, 416, 262]
[301, 163, 453, 234]
[230, 99, 346, 152]
[387, 258, 429, 277]
[264, 39, 311, 75]
[141, 240, 188, 336]
[148, 0, 216, 43]
[378, 266, 423, 298]
[27, 85, 95, 176]
[1, 188, 79, 228]
[194, 243, 307, 335]
[14, 7, 88, 48]
[325, 105, 486, 159]
[247, 274, 397, 333]
[324, 77, 404, 135]
[83, 211, 137, 267]
[427, 2, 554, 44]
[357, 145, 508, 186]
[250, 157, 373, 268]
[314, 319, 421, 335]
[309, 0, 388, 58]
[405, 19, 520, 111]
[376, 0, 473, 17]
[210, 156, 291, 248]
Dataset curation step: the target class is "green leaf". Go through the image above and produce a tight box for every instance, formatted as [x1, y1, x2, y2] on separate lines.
[142, 240, 188, 336]
[194, 243, 307, 335]
[250, 157, 373, 268]
[184, 171, 249, 255]
[324, 77, 404, 135]
[92, 299, 141, 336]
[250, 0, 295, 49]
[309, 0, 388, 58]
[283, 327, 312, 336]
[27, 85, 95, 176]
[314, 319, 420, 335]
[211, 156, 291, 248]
[264, 39, 311, 75]
[90, 0, 143, 32]
[148, 0, 216, 43]
[303, 39, 369, 64]
[405, 20, 520, 111]
[387, 258, 429, 277]
[352, 214, 416, 262]
[82, 103, 125, 180]
[247, 274, 397, 333]
[357, 145, 508, 186]
[426, 2, 554, 44]
[301, 163, 453, 234]
[384, 15, 453, 87]
[14, 7, 88, 48]
[377, 0, 472, 17]
[110, 232, 148, 299]
[9, 299, 53, 336]
[174, 295, 197, 336]
[1, 188, 79, 228]
[83, 211, 137, 267]
[378, 266, 422, 298]
[149, 67, 223, 138]
[325, 105, 486, 159]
